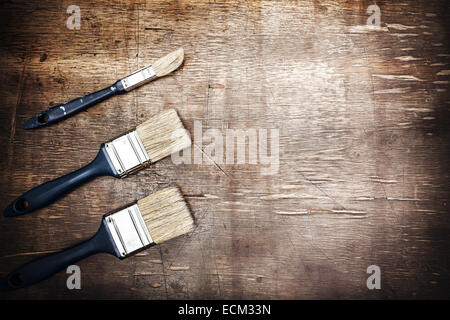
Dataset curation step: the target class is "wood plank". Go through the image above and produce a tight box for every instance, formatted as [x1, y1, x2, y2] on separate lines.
[0, 0, 448, 299]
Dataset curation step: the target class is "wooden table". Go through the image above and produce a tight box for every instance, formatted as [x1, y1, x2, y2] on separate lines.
[0, 0, 449, 299]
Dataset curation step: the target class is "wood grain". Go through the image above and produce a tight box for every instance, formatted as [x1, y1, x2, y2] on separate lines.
[0, 0, 449, 299]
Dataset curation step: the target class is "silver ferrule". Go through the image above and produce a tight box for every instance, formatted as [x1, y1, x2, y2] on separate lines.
[105, 204, 153, 258]
[120, 65, 156, 91]
[105, 130, 150, 177]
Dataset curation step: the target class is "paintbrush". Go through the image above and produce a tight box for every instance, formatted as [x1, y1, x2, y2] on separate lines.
[4, 109, 191, 217]
[0, 186, 194, 290]
[22, 48, 184, 129]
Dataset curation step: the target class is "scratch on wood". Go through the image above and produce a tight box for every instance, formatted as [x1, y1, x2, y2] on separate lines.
[433, 81, 449, 84]
[390, 33, 420, 37]
[369, 177, 399, 184]
[374, 88, 411, 94]
[372, 74, 422, 81]
[394, 56, 422, 61]
[437, 70, 450, 76]
[208, 83, 225, 88]
[144, 27, 174, 31]
[134, 272, 167, 276]
[158, 246, 169, 299]
[10, 60, 27, 142]
[185, 194, 219, 199]
[0, 249, 59, 260]
[169, 265, 190, 271]
[354, 197, 429, 202]
[386, 24, 417, 30]
[193, 142, 230, 178]
[276, 209, 367, 217]
[347, 25, 389, 33]
[260, 193, 328, 200]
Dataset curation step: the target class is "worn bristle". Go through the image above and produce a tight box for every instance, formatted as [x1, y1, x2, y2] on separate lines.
[137, 186, 194, 244]
[152, 48, 184, 77]
[136, 109, 191, 163]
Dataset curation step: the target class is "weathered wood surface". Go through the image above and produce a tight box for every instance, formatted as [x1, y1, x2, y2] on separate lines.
[0, 0, 449, 299]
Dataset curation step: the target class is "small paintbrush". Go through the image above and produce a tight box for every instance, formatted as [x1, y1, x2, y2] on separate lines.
[22, 48, 184, 129]
[4, 109, 191, 217]
[0, 186, 194, 290]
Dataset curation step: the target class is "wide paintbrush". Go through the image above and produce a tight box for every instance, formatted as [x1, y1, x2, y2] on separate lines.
[0, 186, 194, 290]
[4, 109, 191, 217]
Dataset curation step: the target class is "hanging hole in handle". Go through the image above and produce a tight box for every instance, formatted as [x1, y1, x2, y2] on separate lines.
[9, 273, 24, 287]
[37, 113, 49, 124]
[14, 198, 29, 212]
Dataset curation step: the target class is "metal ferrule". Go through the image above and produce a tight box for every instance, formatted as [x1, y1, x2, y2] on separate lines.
[105, 130, 150, 177]
[105, 204, 153, 258]
[120, 65, 156, 91]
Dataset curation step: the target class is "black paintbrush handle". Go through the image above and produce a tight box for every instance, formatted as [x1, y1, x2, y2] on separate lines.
[0, 221, 117, 290]
[3, 144, 118, 217]
[22, 80, 125, 129]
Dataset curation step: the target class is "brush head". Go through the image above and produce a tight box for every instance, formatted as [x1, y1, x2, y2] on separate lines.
[136, 109, 191, 163]
[152, 48, 184, 78]
[137, 186, 194, 244]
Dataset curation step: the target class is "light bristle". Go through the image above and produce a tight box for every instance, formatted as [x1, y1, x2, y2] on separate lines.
[136, 109, 191, 163]
[152, 48, 184, 77]
[137, 186, 194, 244]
